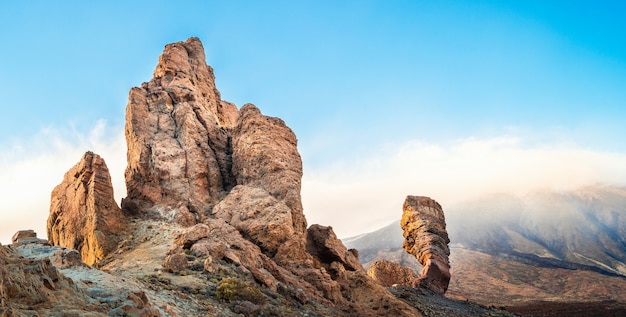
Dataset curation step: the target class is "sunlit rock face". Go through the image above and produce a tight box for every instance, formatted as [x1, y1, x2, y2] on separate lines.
[47, 151, 124, 266]
[401, 195, 451, 295]
[122, 37, 238, 225]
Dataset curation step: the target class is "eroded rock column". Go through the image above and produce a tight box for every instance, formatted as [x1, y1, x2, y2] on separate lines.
[400, 195, 451, 295]
[47, 151, 124, 266]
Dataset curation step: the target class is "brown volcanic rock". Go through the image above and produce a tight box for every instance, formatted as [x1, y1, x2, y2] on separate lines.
[123, 37, 238, 224]
[119, 37, 421, 316]
[47, 151, 124, 266]
[367, 259, 419, 287]
[232, 103, 307, 234]
[401, 195, 451, 295]
[211, 185, 295, 257]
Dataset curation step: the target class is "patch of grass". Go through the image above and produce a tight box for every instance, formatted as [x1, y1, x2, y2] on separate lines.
[216, 277, 265, 304]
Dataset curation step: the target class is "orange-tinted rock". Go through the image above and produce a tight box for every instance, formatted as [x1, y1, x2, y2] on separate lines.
[122, 37, 238, 223]
[47, 151, 124, 266]
[401, 196, 451, 295]
[306, 224, 364, 272]
[367, 259, 419, 287]
[232, 104, 306, 234]
[212, 185, 295, 257]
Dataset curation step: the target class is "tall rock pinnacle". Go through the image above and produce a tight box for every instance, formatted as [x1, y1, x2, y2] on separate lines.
[122, 37, 238, 225]
[401, 196, 451, 295]
[47, 151, 124, 266]
[122, 37, 307, 233]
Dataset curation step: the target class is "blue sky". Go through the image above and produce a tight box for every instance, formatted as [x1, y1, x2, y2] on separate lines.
[1, 1, 625, 241]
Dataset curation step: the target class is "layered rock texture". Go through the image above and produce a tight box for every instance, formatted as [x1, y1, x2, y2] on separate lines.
[401, 196, 451, 295]
[47, 151, 124, 266]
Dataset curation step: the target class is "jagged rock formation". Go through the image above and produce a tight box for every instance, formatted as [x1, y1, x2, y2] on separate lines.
[367, 259, 419, 287]
[122, 37, 238, 225]
[401, 196, 451, 295]
[232, 104, 307, 233]
[47, 151, 124, 266]
[125, 37, 421, 316]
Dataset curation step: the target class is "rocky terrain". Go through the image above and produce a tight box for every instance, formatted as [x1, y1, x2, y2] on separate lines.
[344, 186, 626, 315]
[0, 37, 515, 316]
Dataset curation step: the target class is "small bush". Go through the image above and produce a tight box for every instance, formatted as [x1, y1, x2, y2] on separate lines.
[216, 278, 265, 304]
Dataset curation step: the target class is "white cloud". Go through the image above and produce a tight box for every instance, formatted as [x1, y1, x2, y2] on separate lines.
[301, 136, 626, 238]
[0, 121, 126, 244]
[3, 127, 625, 245]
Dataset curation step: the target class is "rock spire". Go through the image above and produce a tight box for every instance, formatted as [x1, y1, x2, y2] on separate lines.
[47, 151, 124, 266]
[401, 195, 451, 295]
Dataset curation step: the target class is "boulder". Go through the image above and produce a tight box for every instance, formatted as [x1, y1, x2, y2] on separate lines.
[367, 259, 418, 287]
[401, 196, 451, 295]
[47, 151, 124, 266]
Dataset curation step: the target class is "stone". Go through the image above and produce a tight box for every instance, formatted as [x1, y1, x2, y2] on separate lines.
[401, 196, 451, 295]
[212, 185, 295, 256]
[122, 37, 238, 224]
[47, 151, 124, 266]
[306, 224, 364, 272]
[367, 259, 419, 287]
[163, 244, 188, 273]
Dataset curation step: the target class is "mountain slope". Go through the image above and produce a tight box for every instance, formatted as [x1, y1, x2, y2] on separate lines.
[343, 185, 626, 306]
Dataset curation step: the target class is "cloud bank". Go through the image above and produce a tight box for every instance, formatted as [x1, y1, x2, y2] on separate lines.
[2, 127, 625, 244]
[301, 136, 626, 238]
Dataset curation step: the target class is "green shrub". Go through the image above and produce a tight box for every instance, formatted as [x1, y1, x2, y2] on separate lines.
[216, 278, 265, 304]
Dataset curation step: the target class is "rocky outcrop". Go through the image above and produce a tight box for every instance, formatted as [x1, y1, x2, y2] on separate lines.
[367, 259, 419, 287]
[134, 38, 424, 316]
[11, 229, 42, 245]
[122, 37, 310, 235]
[401, 196, 451, 295]
[306, 224, 364, 272]
[211, 185, 295, 257]
[122, 37, 238, 225]
[47, 151, 124, 266]
[232, 104, 307, 234]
